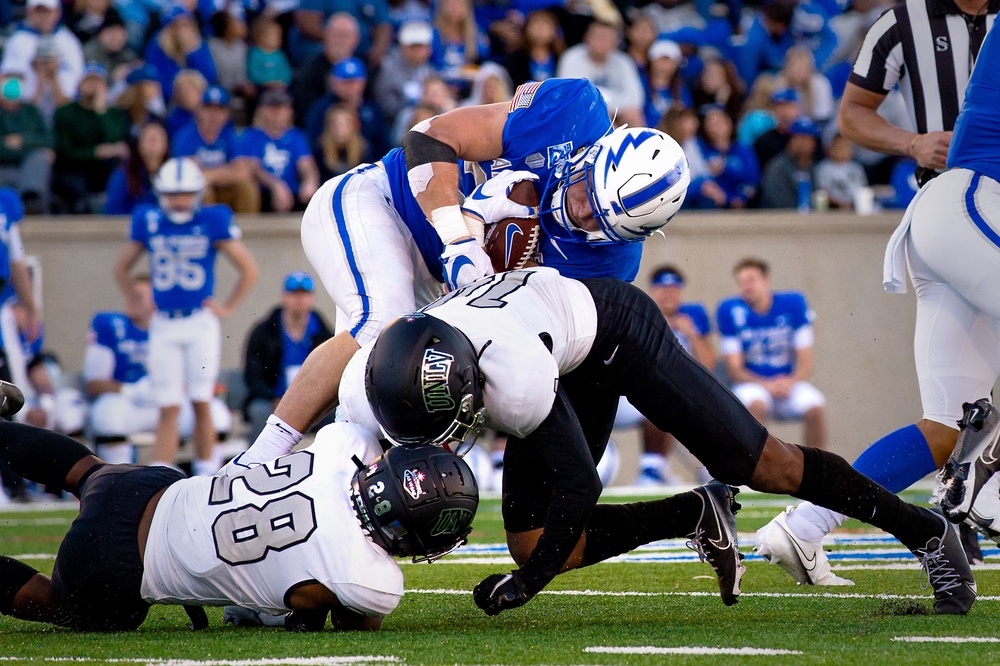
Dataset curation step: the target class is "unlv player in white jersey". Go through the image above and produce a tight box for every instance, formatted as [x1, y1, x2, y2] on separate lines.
[348, 268, 977, 616]
[0, 382, 477, 632]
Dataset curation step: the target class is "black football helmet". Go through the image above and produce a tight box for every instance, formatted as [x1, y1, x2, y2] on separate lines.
[365, 312, 486, 452]
[350, 444, 479, 562]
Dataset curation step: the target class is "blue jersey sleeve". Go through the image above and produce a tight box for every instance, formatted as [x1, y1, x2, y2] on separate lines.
[90, 312, 118, 349]
[680, 303, 711, 335]
[129, 205, 155, 245]
[780, 292, 811, 329]
[203, 205, 239, 242]
[0, 188, 24, 223]
[715, 298, 740, 338]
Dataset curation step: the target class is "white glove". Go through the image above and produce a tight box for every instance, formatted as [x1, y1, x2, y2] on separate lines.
[461, 171, 539, 227]
[441, 239, 494, 291]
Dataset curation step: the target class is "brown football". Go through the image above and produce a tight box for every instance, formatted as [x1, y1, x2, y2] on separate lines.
[484, 179, 541, 272]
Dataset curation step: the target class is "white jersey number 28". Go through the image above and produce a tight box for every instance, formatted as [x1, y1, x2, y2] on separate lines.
[209, 451, 318, 566]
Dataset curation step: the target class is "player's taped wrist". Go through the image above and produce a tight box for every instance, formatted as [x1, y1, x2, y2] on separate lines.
[232, 415, 303, 469]
[431, 206, 474, 245]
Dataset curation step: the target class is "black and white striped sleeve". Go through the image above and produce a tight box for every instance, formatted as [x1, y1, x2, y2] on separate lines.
[849, 7, 905, 94]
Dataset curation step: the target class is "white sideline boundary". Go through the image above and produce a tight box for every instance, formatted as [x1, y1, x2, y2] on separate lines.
[0, 658, 399, 665]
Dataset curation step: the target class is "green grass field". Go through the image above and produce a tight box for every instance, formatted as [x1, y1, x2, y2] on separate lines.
[1, 488, 998, 665]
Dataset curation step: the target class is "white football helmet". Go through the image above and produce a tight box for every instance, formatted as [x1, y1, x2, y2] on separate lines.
[543, 127, 690, 244]
[154, 157, 206, 223]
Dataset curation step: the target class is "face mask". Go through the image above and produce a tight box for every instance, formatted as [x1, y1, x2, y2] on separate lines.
[1, 79, 21, 102]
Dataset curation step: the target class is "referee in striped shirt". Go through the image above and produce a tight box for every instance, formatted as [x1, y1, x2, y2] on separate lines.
[839, 0, 997, 186]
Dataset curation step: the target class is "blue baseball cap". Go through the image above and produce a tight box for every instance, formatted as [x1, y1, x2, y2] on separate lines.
[283, 271, 315, 292]
[82, 63, 107, 81]
[651, 267, 685, 287]
[202, 85, 230, 107]
[789, 116, 820, 138]
[331, 57, 367, 80]
[126, 64, 158, 85]
[770, 87, 799, 104]
[161, 3, 194, 25]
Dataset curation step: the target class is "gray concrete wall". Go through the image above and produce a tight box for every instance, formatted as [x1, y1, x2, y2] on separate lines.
[22, 210, 918, 463]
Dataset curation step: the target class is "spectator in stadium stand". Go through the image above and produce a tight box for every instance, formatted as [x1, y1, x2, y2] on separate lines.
[291, 0, 392, 67]
[688, 104, 759, 209]
[504, 9, 564, 88]
[753, 86, 805, 174]
[733, 0, 838, 90]
[81, 9, 139, 87]
[659, 106, 708, 181]
[163, 69, 208, 137]
[292, 13, 361, 126]
[773, 46, 835, 125]
[643, 40, 691, 128]
[53, 64, 129, 214]
[317, 104, 372, 180]
[761, 116, 821, 209]
[29, 38, 74, 124]
[115, 65, 167, 137]
[171, 85, 259, 214]
[459, 61, 511, 107]
[306, 57, 387, 161]
[103, 120, 170, 215]
[0, 68, 54, 215]
[389, 74, 456, 146]
[143, 4, 218, 101]
[691, 52, 746, 124]
[816, 132, 868, 210]
[248, 15, 293, 89]
[242, 271, 334, 444]
[0, 0, 84, 104]
[240, 87, 320, 213]
[373, 21, 435, 128]
[206, 12, 253, 101]
[556, 20, 645, 129]
[625, 12, 658, 78]
[429, 0, 490, 92]
[66, 0, 126, 46]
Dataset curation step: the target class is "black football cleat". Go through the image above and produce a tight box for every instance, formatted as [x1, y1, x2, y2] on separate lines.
[0, 381, 25, 420]
[910, 508, 977, 615]
[687, 481, 745, 606]
[938, 399, 1000, 523]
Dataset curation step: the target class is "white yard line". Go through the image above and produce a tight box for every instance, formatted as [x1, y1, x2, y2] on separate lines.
[892, 637, 1000, 643]
[585, 646, 802, 655]
[406, 588, 1000, 601]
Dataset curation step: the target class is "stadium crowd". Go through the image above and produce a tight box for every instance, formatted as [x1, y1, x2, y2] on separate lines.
[0, 0, 920, 217]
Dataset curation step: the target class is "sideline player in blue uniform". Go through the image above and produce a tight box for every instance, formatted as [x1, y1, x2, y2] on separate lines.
[84, 275, 233, 465]
[114, 158, 257, 476]
[249, 78, 690, 462]
[716, 257, 827, 451]
[757, 24, 1000, 587]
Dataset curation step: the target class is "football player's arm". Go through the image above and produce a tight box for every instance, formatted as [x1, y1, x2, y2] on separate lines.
[286, 582, 383, 631]
[403, 103, 508, 244]
[688, 331, 716, 369]
[296, 154, 320, 203]
[10, 258, 39, 342]
[114, 241, 146, 299]
[839, 83, 950, 169]
[83, 342, 120, 398]
[723, 351, 767, 385]
[211, 239, 259, 318]
[474, 387, 601, 615]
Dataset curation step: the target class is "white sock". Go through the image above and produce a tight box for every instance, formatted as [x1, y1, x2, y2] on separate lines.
[192, 457, 220, 477]
[235, 415, 304, 468]
[95, 443, 135, 465]
[784, 501, 847, 544]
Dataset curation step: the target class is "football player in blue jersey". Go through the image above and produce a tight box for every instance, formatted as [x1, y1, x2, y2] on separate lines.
[716, 257, 827, 451]
[83, 274, 233, 466]
[113, 158, 258, 476]
[0, 188, 40, 390]
[756, 24, 1000, 587]
[249, 78, 690, 464]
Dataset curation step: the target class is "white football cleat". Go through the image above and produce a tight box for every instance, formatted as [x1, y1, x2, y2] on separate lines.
[754, 508, 855, 586]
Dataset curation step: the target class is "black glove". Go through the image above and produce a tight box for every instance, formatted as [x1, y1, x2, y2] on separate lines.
[473, 571, 534, 616]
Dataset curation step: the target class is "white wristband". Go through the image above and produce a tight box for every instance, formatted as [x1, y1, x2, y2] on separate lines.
[431, 206, 472, 245]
